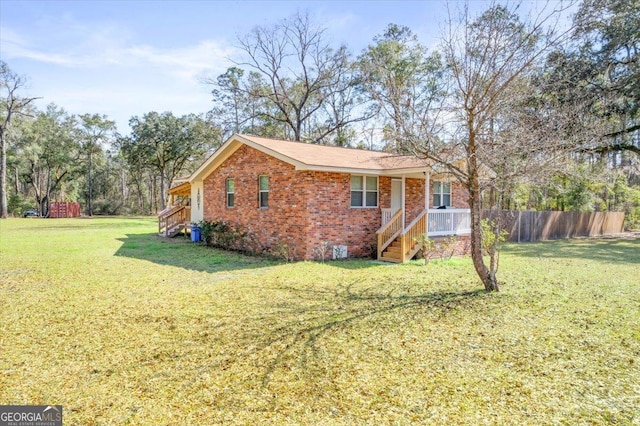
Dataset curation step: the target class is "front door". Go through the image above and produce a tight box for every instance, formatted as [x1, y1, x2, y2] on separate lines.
[391, 179, 402, 213]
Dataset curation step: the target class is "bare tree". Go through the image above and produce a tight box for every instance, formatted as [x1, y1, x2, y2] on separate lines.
[210, 12, 371, 144]
[0, 61, 38, 218]
[387, 3, 575, 291]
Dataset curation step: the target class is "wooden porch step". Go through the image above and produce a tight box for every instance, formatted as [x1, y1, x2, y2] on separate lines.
[380, 237, 403, 262]
[377, 208, 427, 263]
[384, 246, 402, 254]
[380, 238, 422, 263]
[164, 224, 186, 238]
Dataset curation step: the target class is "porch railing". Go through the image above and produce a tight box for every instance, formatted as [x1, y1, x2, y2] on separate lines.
[427, 209, 471, 236]
[399, 210, 427, 262]
[381, 208, 396, 226]
[376, 209, 403, 259]
[158, 205, 190, 236]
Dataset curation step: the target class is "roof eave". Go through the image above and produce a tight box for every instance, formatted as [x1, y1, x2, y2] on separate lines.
[189, 133, 435, 183]
[295, 164, 430, 176]
[190, 134, 309, 182]
[189, 137, 242, 182]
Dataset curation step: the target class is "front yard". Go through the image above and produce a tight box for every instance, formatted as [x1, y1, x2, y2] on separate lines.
[0, 217, 638, 424]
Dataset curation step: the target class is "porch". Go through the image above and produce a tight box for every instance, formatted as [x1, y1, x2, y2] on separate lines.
[158, 180, 191, 237]
[377, 208, 471, 263]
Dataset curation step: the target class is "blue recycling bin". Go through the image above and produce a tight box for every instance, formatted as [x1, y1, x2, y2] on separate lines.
[190, 224, 201, 242]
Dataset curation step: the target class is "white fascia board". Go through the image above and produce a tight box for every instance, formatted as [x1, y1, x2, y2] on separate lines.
[189, 138, 243, 182]
[294, 165, 429, 177]
[189, 133, 431, 182]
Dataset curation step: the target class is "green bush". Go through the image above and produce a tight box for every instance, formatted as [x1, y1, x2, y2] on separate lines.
[198, 220, 248, 252]
[625, 207, 640, 230]
[8, 194, 35, 217]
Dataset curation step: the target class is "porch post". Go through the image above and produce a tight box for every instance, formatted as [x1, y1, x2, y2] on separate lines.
[401, 175, 406, 228]
[425, 171, 430, 236]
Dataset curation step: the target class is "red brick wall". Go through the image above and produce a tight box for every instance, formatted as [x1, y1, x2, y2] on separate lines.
[378, 177, 392, 209]
[202, 146, 384, 260]
[451, 181, 470, 209]
[304, 171, 381, 258]
[405, 178, 425, 226]
[203, 145, 311, 258]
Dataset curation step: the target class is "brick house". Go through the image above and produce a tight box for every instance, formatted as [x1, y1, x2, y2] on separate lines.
[160, 134, 471, 262]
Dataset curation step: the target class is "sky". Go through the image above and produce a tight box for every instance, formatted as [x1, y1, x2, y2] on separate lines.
[1, 0, 572, 135]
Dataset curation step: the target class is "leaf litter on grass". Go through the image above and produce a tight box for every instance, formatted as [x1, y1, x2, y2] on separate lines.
[1, 218, 639, 424]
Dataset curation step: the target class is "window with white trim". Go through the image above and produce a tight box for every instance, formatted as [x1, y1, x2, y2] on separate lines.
[258, 175, 269, 208]
[226, 178, 235, 208]
[433, 181, 451, 207]
[350, 175, 378, 207]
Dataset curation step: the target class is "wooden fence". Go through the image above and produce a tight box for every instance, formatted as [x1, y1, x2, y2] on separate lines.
[483, 210, 625, 242]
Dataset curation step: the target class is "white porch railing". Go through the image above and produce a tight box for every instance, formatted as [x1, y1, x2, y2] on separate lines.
[427, 209, 471, 236]
[381, 208, 394, 226]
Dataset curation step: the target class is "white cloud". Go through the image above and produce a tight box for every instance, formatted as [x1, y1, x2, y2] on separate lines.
[1, 17, 237, 134]
[123, 41, 236, 82]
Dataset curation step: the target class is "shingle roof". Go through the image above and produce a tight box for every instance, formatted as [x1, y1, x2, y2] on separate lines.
[190, 134, 431, 182]
[239, 134, 429, 171]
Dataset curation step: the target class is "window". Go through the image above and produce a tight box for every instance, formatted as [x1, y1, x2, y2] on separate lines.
[433, 181, 451, 207]
[258, 175, 269, 208]
[226, 178, 235, 208]
[350, 175, 378, 207]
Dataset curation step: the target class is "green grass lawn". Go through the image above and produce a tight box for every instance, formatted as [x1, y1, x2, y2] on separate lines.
[1, 217, 639, 425]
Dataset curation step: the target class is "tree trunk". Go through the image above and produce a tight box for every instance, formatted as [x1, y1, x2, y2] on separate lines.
[44, 170, 52, 218]
[469, 186, 499, 292]
[137, 180, 145, 214]
[467, 124, 499, 292]
[121, 168, 128, 213]
[0, 129, 7, 218]
[87, 149, 93, 216]
[151, 174, 158, 213]
[14, 166, 20, 195]
[159, 169, 166, 210]
[40, 195, 49, 218]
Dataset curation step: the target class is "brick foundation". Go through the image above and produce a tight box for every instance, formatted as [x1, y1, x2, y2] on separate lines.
[415, 234, 471, 261]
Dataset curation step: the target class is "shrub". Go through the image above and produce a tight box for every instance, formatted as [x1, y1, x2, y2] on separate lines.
[313, 241, 333, 262]
[270, 237, 300, 262]
[8, 194, 34, 217]
[198, 220, 247, 251]
[439, 236, 458, 261]
[414, 234, 436, 265]
[414, 234, 461, 264]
